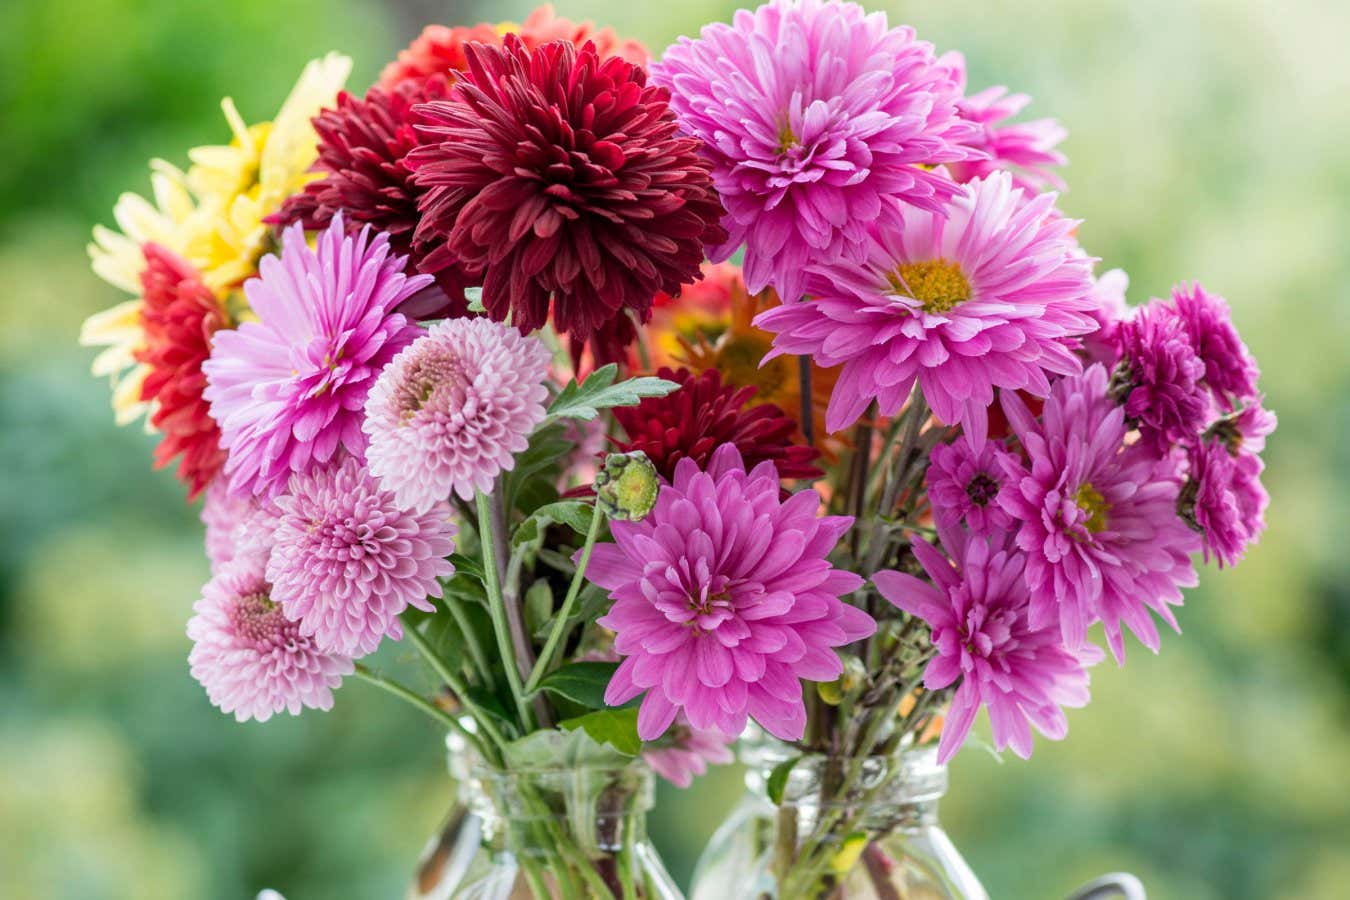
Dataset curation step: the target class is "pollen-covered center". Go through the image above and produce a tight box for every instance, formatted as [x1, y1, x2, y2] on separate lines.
[1073, 483, 1110, 533]
[396, 351, 472, 419]
[965, 473, 1000, 507]
[231, 591, 294, 648]
[889, 259, 972, 314]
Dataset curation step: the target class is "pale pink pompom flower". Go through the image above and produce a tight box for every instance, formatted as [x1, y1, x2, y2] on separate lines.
[267, 456, 456, 657]
[642, 715, 736, 789]
[363, 317, 552, 510]
[187, 558, 353, 722]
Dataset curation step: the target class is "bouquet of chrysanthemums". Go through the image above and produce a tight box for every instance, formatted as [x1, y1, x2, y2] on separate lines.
[82, 2, 1273, 897]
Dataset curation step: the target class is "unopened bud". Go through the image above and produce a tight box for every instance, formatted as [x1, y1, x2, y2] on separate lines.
[595, 451, 660, 522]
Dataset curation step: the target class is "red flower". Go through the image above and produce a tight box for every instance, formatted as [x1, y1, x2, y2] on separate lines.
[516, 4, 649, 66]
[612, 368, 822, 483]
[376, 22, 502, 91]
[408, 35, 726, 356]
[134, 245, 230, 499]
[271, 77, 478, 319]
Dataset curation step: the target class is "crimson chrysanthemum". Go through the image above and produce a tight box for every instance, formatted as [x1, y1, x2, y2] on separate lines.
[407, 35, 726, 357]
[267, 457, 457, 657]
[134, 244, 230, 499]
[376, 21, 502, 91]
[271, 77, 478, 318]
[187, 558, 352, 722]
[612, 367, 821, 483]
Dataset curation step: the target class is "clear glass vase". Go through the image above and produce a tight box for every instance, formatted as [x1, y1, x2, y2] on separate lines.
[691, 741, 987, 900]
[432, 759, 683, 900]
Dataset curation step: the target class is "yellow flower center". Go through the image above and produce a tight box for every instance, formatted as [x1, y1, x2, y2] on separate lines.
[777, 122, 799, 154]
[1074, 483, 1110, 534]
[888, 259, 972, 314]
[716, 333, 792, 406]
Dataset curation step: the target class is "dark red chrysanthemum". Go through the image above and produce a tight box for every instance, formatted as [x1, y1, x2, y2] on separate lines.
[376, 22, 502, 91]
[271, 77, 479, 319]
[134, 244, 230, 500]
[612, 367, 822, 483]
[407, 35, 727, 353]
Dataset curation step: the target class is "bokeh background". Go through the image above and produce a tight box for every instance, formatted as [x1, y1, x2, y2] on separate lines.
[2, 0, 1347, 897]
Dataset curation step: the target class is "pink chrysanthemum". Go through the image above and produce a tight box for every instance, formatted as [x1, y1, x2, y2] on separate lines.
[266, 457, 456, 657]
[364, 318, 552, 510]
[940, 51, 1067, 193]
[203, 217, 430, 498]
[1113, 299, 1210, 457]
[925, 439, 1016, 536]
[1184, 438, 1248, 568]
[1081, 268, 1130, 368]
[591, 445, 875, 741]
[998, 365, 1200, 662]
[653, 0, 979, 301]
[201, 481, 281, 574]
[1200, 400, 1275, 557]
[874, 527, 1100, 763]
[641, 714, 736, 789]
[187, 558, 353, 722]
[756, 172, 1096, 437]
[1171, 282, 1260, 411]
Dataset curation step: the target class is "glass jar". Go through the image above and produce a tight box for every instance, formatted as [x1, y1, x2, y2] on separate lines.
[691, 741, 987, 900]
[433, 759, 683, 900]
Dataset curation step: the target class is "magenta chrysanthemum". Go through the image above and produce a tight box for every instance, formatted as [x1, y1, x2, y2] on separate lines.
[187, 558, 353, 722]
[203, 217, 430, 498]
[653, 0, 979, 301]
[1081, 268, 1130, 368]
[874, 527, 1099, 763]
[1171, 282, 1260, 411]
[266, 457, 456, 657]
[1113, 299, 1210, 457]
[998, 365, 1200, 662]
[1185, 438, 1248, 568]
[363, 318, 552, 510]
[756, 172, 1096, 437]
[940, 51, 1067, 193]
[591, 445, 875, 741]
[925, 439, 1016, 535]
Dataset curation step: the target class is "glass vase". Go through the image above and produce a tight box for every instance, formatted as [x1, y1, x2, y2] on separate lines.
[691, 741, 987, 900]
[433, 758, 683, 900]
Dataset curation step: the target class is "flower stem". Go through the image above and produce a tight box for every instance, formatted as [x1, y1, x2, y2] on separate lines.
[403, 624, 511, 757]
[526, 503, 605, 694]
[351, 663, 487, 759]
[798, 355, 815, 448]
[476, 490, 536, 731]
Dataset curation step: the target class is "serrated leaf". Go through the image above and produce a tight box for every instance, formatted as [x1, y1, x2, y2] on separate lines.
[532, 661, 621, 709]
[446, 554, 486, 585]
[766, 755, 802, 805]
[559, 707, 642, 756]
[513, 500, 595, 548]
[545, 364, 679, 424]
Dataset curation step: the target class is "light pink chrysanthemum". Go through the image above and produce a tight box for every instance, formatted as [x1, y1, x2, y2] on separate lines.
[998, 365, 1200, 662]
[756, 172, 1096, 437]
[653, 0, 979, 301]
[874, 526, 1100, 763]
[202, 216, 430, 498]
[363, 317, 551, 510]
[187, 558, 353, 722]
[940, 52, 1067, 193]
[591, 445, 875, 741]
[266, 456, 456, 657]
[642, 714, 736, 789]
[925, 439, 1017, 535]
[201, 479, 283, 574]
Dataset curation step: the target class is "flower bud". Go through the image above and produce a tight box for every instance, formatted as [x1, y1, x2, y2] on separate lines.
[595, 451, 660, 522]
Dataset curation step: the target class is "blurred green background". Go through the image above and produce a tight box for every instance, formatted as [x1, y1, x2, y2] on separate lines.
[2, 0, 1347, 897]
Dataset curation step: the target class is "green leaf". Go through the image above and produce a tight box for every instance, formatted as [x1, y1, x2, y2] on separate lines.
[447, 554, 486, 586]
[536, 547, 577, 576]
[532, 661, 622, 709]
[512, 500, 596, 548]
[545, 364, 679, 424]
[522, 579, 554, 638]
[766, 755, 802, 805]
[503, 724, 633, 770]
[559, 707, 642, 756]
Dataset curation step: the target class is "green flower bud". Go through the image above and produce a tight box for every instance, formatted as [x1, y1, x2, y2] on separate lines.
[595, 451, 660, 522]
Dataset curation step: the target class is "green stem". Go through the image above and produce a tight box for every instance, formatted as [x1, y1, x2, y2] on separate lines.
[526, 504, 605, 694]
[475, 490, 535, 730]
[443, 594, 498, 692]
[352, 664, 487, 759]
[798, 355, 815, 449]
[403, 624, 511, 756]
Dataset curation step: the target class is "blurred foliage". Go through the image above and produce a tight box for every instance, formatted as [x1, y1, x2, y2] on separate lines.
[0, 0, 1346, 898]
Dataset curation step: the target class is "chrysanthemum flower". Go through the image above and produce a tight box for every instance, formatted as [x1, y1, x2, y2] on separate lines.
[612, 367, 821, 483]
[998, 365, 1200, 662]
[376, 22, 503, 90]
[515, 4, 649, 65]
[756, 172, 1096, 438]
[1081, 268, 1130, 368]
[641, 714, 735, 788]
[203, 217, 429, 498]
[591, 444, 875, 741]
[940, 52, 1067, 193]
[1183, 438, 1248, 568]
[187, 558, 353, 722]
[873, 527, 1100, 763]
[134, 245, 230, 499]
[201, 481, 280, 575]
[653, 0, 978, 301]
[364, 317, 552, 510]
[1171, 283, 1260, 411]
[1113, 299, 1210, 457]
[925, 439, 1016, 535]
[266, 457, 456, 657]
[408, 35, 725, 355]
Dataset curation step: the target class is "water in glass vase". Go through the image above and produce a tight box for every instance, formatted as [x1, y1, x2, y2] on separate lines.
[691, 742, 987, 900]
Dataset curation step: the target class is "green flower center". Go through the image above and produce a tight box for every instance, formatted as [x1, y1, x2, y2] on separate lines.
[888, 260, 972, 314]
[1074, 483, 1110, 533]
